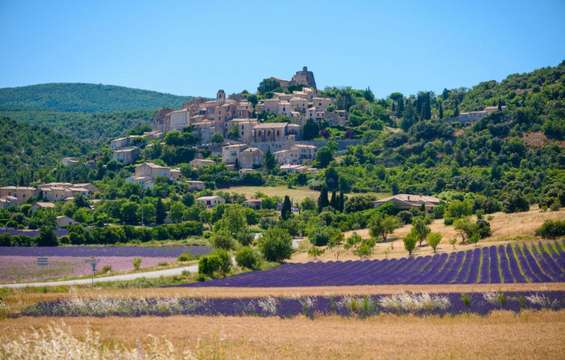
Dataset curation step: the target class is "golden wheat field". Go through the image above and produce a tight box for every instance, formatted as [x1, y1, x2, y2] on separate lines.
[1, 311, 564, 360]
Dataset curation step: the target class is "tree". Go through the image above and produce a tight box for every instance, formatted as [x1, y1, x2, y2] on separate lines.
[354, 238, 376, 258]
[303, 119, 320, 140]
[138, 203, 156, 226]
[235, 246, 260, 270]
[198, 249, 231, 278]
[257, 78, 281, 94]
[327, 229, 344, 260]
[403, 230, 418, 256]
[503, 192, 529, 213]
[338, 192, 345, 212]
[318, 187, 329, 212]
[264, 149, 276, 172]
[412, 217, 431, 247]
[369, 214, 401, 242]
[325, 167, 340, 192]
[38, 226, 58, 246]
[454, 218, 478, 244]
[120, 201, 139, 225]
[259, 227, 293, 262]
[401, 101, 417, 131]
[438, 101, 444, 119]
[363, 87, 375, 102]
[427, 232, 442, 253]
[315, 146, 334, 168]
[169, 202, 185, 223]
[281, 195, 292, 220]
[330, 191, 338, 210]
[216, 205, 250, 245]
[210, 230, 235, 250]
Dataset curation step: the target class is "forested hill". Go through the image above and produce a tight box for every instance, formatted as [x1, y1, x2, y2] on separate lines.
[0, 117, 87, 186]
[0, 83, 191, 113]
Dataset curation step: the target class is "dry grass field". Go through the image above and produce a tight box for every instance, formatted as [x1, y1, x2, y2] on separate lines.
[219, 185, 389, 203]
[292, 207, 565, 262]
[2, 311, 564, 359]
[218, 186, 320, 203]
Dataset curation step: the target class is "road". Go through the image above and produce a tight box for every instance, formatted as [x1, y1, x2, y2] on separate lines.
[0, 264, 198, 289]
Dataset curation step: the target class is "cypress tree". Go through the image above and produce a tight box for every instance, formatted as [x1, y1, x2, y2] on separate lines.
[281, 195, 292, 220]
[318, 187, 329, 212]
[330, 191, 338, 210]
[155, 198, 167, 225]
[338, 191, 345, 212]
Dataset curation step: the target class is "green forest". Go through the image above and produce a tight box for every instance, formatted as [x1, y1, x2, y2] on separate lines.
[0, 83, 191, 112]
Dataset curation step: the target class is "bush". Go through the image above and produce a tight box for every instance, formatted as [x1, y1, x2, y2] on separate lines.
[259, 227, 292, 262]
[177, 252, 194, 262]
[427, 232, 442, 253]
[235, 246, 260, 270]
[132, 257, 142, 271]
[100, 265, 112, 274]
[198, 249, 231, 278]
[536, 220, 565, 239]
[309, 226, 341, 246]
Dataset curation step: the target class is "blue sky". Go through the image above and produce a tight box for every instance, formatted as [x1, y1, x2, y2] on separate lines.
[1, 0, 564, 98]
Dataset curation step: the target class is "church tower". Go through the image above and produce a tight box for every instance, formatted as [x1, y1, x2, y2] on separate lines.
[216, 89, 226, 105]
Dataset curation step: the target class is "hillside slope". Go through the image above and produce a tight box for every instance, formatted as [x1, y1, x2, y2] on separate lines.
[0, 83, 190, 113]
[0, 117, 87, 186]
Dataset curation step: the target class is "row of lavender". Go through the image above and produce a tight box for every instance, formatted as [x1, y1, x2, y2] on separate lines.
[0, 245, 210, 257]
[21, 291, 564, 318]
[189, 242, 564, 287]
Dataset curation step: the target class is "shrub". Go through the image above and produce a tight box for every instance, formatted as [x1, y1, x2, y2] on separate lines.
[132, 257, 142, 271]
[177, 252, 194, 262]
[427, 232, 442, 253]
[198, 249, 231, 278]
[235, 246, 260, 270]
[403, 230, 418, 256]
[210, 230, 235, 250]
[536, 220, 565, 239]
[397, 210, 413, 224]
[259, 227, 293, 262]
[309, 226, 341, 246]
[308, 246, 325, 258]
[100, 265, 112, 274]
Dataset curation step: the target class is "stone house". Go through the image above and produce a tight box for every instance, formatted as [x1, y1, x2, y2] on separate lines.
[238, 147, 263, 168]
[374, 194, 441, 210]
[190, 158, 215, 168]
[112, 146, 140, 164]
[222, 144, 248, 164]
[196, 195, 225, 208]
[187, 180, 206, 191]
[56, 215, 77, 228]
[0, 186, 38, 205]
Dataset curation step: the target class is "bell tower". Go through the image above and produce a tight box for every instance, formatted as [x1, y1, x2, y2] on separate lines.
[216, 89, 226, 105]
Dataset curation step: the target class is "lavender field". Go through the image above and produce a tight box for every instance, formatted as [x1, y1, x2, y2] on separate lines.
[21, 291, 565, 317]
[0, 256, 176, 283]
[0, 246, 210, 283]
[189, 242, 564, 288]
[0, 245, 210, 257]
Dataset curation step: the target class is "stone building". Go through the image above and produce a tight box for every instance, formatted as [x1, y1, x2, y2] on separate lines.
[0, 186, 38, 205]
[112, 147, 140, 164]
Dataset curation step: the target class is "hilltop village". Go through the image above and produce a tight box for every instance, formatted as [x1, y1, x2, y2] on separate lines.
[109, 67, 345, 173]
[0, 67, 350, 211]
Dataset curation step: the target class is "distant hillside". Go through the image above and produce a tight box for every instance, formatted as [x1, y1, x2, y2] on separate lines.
[1, 110, 153, 146]
[0, 116, 88, 186]
[0, 83, 191, 113]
